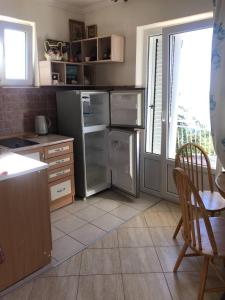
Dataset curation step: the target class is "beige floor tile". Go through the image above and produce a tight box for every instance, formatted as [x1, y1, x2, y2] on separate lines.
[91, 213, 123, 232]
[118, 227, 153, 247]
[148, 200, 180, 212]
[89, 230, 119, 249]
[123, 273, 172, 300]
[29, 276, 79, 300]
[150, 226, 184, 246]
[93, 199, 121, 212]
[165, 272, 223, 300]
[120, 213, 148, 228]
[42, 253, 82, 277]
[155, 246, 201, 272]
[110, 205, 139, 221]
[64, 201, 90, 214]
[2, 282, 33, 300]
[144, 211, 180, 227]
[80, 248, 121, 275]
[74, 206, 106, 222]
[51, 226, 65, 241]
[122, 196, 160, 211]
[50, 209, 70, 223]
[52, 235, 85, 261]
[69, 224, 106, 245]
[119, 247, 162, 273]
[54, 214, 87, 234]
[77, 274, 124, 300]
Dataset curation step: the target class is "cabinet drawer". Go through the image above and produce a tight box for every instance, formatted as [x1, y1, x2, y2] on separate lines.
[48, 165, 73, 182]
[46, 153, 73, 170]
[44, 142, 73, 159]
[49, 177, 74, 202]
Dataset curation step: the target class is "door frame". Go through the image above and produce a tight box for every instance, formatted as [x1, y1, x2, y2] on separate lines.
[136, 13, 215, 201]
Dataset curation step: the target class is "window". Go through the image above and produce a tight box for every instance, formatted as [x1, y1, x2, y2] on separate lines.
[167, 27, 216, 167]
[0, 21, 33, 85]
[146, 35, 162, 154]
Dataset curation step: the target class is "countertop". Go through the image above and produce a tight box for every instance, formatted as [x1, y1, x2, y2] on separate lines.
[0, 134, 74, 153]
[0, 150, 48, 182]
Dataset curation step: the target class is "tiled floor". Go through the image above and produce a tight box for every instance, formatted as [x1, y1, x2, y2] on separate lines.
[2, 190, 225, 299]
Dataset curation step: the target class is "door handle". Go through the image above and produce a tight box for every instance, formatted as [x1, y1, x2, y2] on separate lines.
[0, 248, 5, 264]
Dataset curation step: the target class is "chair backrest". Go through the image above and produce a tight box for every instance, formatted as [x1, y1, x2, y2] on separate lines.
[175, 143, 214, 192]
[173, 167, 217, 255]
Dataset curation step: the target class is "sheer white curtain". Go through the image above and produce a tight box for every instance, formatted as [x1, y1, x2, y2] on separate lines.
[210, 0, 225, 167]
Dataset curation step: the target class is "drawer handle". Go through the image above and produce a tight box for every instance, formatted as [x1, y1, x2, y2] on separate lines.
[56, 159, 67, 164]
[57, 187, 66, 193]
[56, 170, 70, 176]
[0, 248, 5, 264]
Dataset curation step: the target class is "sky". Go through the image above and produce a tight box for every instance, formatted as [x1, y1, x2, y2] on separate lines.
[173, 27, 213, 129]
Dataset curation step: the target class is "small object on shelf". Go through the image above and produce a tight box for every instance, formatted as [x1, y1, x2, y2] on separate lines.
[44, 39, 70, 62]
[103, 48, 111, 60]
[52, 72, 59, 85]
[66, 64, 78, 85]
[69, 19, 86, 41]
[87, 25, 98, 38]
[85, 57, 91, 62]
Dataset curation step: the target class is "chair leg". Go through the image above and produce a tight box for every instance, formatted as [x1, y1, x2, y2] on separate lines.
[198, 256, 210, 300]
[173, 217, 183, 239]
[173, 242, 188, 272]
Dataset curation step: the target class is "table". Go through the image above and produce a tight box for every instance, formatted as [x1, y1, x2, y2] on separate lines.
[215, 171, 225, 199]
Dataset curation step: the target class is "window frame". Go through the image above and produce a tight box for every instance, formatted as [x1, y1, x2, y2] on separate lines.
[0, 20, 33, 86]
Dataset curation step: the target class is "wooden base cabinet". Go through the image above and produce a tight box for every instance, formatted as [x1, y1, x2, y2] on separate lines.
[20, 141, 75, 212]
[0, 170, 52, 291]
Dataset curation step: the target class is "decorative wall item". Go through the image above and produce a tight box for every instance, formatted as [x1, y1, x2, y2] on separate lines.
[44, 39, 70, 61]
[69, 19, 86, 41]
[87, 25, 98, 38]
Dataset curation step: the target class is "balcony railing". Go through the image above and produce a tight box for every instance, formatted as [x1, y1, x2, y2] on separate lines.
[176, 125, 216, 158]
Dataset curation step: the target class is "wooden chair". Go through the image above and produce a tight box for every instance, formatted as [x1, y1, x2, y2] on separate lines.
[173, 143, 225, 239]
[173, 167, 225, 300]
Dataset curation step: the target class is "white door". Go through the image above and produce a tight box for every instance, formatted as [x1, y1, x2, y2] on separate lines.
[108, 129, 139, 196]
[110, 90, 145, 128]
[141, 19, 218, 202]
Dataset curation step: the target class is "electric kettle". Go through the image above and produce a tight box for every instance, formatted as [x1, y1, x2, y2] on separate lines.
[35, 115, 51, 135]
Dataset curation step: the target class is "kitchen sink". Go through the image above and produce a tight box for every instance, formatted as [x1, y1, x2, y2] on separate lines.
[0, 138, 39, 149]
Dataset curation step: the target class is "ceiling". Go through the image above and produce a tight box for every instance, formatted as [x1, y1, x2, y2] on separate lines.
[58, 0, 106, 8]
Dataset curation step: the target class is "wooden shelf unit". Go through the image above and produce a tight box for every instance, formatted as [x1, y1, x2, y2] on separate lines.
[71, 34, 124, 63]
[39, 60, 95, 86]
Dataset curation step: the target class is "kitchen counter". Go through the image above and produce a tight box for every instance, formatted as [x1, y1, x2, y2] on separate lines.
[0, 150, 48, 182]
[0, 134, 74, 153]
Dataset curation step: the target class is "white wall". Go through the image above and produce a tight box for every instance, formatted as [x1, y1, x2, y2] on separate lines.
[84, 0, 213, 86]
[0, 0, 83, 59]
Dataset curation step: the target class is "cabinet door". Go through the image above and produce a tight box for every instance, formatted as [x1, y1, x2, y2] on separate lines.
[0, 170, 51, 291]
[108, 129, 139, 197]
[110, 90, 145, 128]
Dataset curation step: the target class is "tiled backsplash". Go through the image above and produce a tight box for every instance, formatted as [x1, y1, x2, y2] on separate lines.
[0, 87, 57, 136]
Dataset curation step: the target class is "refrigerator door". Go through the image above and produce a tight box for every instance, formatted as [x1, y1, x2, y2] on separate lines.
[108, 129, 139, 197]
[110, 90, 145, 128]
[84, 129, 111, 197]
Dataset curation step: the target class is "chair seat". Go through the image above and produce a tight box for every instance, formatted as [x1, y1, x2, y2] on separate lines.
[191, 190, 225, 212]
[191, 217, 225, 257]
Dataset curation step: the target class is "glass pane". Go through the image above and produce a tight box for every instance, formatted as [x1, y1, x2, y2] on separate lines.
[4, 29, 26, 80]
[168, 28, 216, 168]
[146, 35, 162, 154]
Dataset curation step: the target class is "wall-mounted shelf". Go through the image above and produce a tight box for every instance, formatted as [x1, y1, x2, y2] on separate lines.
[39, 34, 124, 86]
[71, 34, 124, 63]
[39, 60, 95, 86]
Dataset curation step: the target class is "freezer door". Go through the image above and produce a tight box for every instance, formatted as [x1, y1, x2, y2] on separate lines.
[110, 90, 145, 128]
[108, 129, 139, 197]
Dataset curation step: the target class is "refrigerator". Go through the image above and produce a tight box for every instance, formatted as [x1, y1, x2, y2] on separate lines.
[56, 89, 145, 199]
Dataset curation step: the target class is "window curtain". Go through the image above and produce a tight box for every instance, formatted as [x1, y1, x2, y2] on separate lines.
[210, 0, 225, 167]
